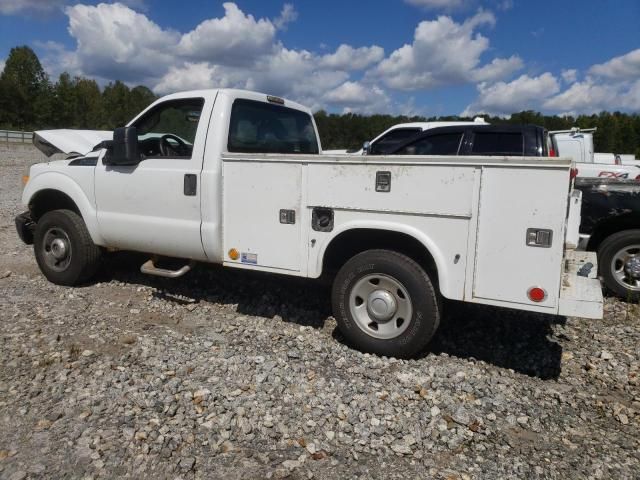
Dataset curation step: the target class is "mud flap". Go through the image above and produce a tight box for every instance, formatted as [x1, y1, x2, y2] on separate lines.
[558, 250, 603, 319]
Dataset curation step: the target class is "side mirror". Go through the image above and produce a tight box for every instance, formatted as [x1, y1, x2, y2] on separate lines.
[362, 141, 371, 155]
[109, 126, 140, 165]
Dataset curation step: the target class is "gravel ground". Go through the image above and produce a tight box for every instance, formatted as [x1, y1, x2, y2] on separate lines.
[1, 145, 639, 479]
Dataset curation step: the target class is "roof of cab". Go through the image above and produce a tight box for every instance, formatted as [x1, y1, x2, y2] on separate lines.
[154, 88, 313, 115]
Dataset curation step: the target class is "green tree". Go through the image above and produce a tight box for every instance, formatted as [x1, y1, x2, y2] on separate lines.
[53, 72, 76, 128]
[0, 45, 51, 129]
[73, 77, 102, 129]
[100, 80, 132, 129]
[128, 85, 156, 119]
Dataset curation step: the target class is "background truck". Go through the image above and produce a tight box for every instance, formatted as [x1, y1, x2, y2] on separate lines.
[385, 124, 551, 157]
[575, 178, 640, 300]
[15, 88, 602, 358]
[550, 128, 640, 179]
[322, 117, 488, 155]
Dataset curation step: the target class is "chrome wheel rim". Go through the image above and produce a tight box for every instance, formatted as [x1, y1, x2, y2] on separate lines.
[42, 227, 72, 272]
[349, 274, 413, 340]
[611, 244, 640, 292]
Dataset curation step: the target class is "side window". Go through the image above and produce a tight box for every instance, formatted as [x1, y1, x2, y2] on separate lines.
[471, 132, 524, 155]
[228, 99, 319, 154]
[133, 98, 205, 159]
[396, 133, 463, 155]
[370, 128, 421, 155]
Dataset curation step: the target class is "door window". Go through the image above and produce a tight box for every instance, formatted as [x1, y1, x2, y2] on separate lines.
[133, 98, 205, 159]
[370, 128, 421, 155]
[394, 132, 463, 155]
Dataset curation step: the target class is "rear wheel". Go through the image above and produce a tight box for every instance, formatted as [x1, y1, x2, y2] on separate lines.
[332, 249, 441, 358]
[598, 229, 640, 301]
[34, 209, 102, 286]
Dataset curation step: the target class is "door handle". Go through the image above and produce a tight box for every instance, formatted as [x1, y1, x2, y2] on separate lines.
[184, 174, 197, 196]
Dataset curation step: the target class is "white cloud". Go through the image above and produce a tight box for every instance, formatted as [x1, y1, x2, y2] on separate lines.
[49, 2, 392, 113]
[64, 2, 179, 82]
[544, 78, 640, 114]
[0, 0, 148, 15]
[472, 55, 523, 82]
[320, 44, 384, 71]
[404, 0, 468, 10]
[372, 11, 519, 90]
[589, 48, 640, 80]
[463, 47, 640, 117]
[0, 0, 65, 15]
[177, 2, 277, 65]
[561, 68, 577, 84]
[325, 81, 391, 113]
[273, 3, 297, 30]
[35, 40, 80, 79]
[462, 73, 560, 116]
[153, 62, 243, 94]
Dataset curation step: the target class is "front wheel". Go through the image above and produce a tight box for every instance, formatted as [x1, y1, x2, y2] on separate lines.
[33, 209, 102, 286]
[332, 249, 441, 359]
[598, 230, 640, 301]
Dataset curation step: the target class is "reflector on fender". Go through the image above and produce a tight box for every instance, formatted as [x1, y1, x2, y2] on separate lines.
[228, 248, 240, 260]
[528, 287, 547, 302]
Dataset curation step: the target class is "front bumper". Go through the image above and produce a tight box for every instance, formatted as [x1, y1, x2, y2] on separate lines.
[15, 211, 35, 245]
[558, 250, 603, 319]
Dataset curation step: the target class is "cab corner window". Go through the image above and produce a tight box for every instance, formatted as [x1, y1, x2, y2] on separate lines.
[133, 98, 205, 159]
[228, 99, 319, 154]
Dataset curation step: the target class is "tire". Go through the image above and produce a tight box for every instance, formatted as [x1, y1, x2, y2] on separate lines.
[597, 229, 640, 301]
[332, 249, 441, 359]
[33, 209, 102, 286]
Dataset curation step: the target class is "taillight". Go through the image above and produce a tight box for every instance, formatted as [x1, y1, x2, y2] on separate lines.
[570, 168, 579, 179]
[549, 148, 557, 157]
[635, 174, 640, 181]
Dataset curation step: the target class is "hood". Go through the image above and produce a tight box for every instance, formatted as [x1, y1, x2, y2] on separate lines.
[33, 129, 113, 157]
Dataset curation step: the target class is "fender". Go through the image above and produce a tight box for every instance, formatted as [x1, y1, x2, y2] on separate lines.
[22, 171, 106, 246]
[313, 219, 460, 300]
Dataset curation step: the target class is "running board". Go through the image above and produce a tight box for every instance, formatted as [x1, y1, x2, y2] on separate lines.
[140, 259, 195, 278]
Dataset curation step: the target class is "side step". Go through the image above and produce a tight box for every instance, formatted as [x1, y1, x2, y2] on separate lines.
[140, 259, 195, 278]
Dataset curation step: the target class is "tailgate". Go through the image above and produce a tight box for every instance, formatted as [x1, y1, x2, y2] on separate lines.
[558, 250, 603, 319]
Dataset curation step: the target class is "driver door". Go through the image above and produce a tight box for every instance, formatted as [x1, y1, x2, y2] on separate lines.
[94, 96, 211, 260]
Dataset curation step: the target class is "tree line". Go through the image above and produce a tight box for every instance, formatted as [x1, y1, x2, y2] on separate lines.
[315, 110, 640, 156]
[1, 45, 639, 157]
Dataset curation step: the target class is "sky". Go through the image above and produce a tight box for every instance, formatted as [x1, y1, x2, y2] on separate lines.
[0, 0, 639, 117]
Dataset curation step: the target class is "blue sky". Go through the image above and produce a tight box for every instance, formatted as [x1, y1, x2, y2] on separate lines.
[0, 0, 639, 116]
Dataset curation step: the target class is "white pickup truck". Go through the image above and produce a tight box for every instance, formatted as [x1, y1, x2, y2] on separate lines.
[15, 88, 603, 358]
[550, 128, 640, 179]
[322, 117, 488, 155]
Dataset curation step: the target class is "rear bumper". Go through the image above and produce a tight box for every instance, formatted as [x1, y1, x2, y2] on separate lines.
[15, 211, 35, 245]
[558, 250, 603, 319]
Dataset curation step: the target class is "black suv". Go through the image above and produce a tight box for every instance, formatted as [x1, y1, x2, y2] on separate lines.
[385, 124, 551, 157]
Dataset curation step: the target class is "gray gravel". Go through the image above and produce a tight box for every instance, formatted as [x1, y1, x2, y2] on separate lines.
[1, 146, 639, 479]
